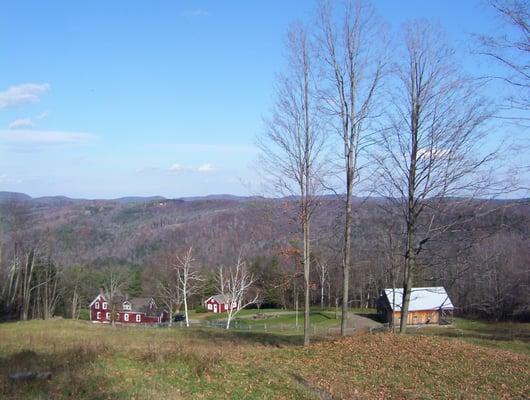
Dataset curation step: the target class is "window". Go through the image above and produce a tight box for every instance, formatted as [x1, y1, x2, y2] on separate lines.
[124, 313, 129, 322]
[123, 302, 131, 311]
[96, 311, 101, 319]
[136, 314, 141, 323]
[106, 312, 111, 320]
[207, 303, 212, 310]
[95, 302, 100, 309]
[102, 302, 107, 310]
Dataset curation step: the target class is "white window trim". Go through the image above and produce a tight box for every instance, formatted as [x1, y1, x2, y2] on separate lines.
[95, 302, 100, 309]
[124, 313, 129, 322]
[136, 314, 141, 323]
[102, 302, 107, 310]
[96, 311, 101, 319]
[207, 303, 212, 310]
[106, 312, 111, 320]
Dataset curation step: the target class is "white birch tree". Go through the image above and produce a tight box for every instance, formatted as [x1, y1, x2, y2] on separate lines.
[222, 255, 258, 330]
[176, 247, 202, 327]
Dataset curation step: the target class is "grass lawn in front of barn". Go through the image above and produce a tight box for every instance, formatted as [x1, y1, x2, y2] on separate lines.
[0, 318, 529, 399]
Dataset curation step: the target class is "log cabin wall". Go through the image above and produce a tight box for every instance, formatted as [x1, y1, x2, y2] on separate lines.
[392, 310, 440, 325]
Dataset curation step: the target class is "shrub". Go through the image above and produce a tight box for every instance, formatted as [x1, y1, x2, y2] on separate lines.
[195, 306, 207, 314]
[78, 309, 90, 321]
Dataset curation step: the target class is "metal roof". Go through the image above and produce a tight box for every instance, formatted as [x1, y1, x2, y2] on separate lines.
[384, 287, 454, 311]
[206, 294, 231, 304]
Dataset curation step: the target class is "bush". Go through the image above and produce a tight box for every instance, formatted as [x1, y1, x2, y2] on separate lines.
[78, 309, 90, 321]
[195, 306, 208, 314]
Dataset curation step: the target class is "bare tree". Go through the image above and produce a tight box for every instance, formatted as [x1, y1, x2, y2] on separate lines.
[478, 0, 529, 112]
[315, 257, 328, 309]
[176, 247, 202, 327]
[154, 265, 181, 327]
[315, 0, 387, 335]
[222, 255, 258, 330]
[63, 265, 90, 320]
[375, 21, 500, 333]
[216, 264, 225, 295]
[258, 23, 327, 345]
[101, 265, 130, 326]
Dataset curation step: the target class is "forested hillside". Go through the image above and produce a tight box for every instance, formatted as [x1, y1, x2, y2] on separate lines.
[0, 192, 528, 321]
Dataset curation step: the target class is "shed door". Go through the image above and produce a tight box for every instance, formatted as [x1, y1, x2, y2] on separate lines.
[214, 304, 218, 313]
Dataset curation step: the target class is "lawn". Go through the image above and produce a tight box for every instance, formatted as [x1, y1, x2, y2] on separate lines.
[0, 318, 529, 399]
[203, 309, 341, 335]
[407, 317, 530, 355]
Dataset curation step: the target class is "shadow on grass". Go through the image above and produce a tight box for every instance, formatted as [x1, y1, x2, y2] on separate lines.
[0, 345, 117, 399]
[426, 329, 530, 343]
[356, 313, 381, 323]
[188, 328, 305, 346]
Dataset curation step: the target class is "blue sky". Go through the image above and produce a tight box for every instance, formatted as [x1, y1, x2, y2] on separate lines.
[0, 1, 524, 198]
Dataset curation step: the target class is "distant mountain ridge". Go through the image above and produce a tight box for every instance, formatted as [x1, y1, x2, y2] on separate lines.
[0, 191, 263, 205]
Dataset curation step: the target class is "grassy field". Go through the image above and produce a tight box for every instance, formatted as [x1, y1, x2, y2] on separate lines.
[0, 318, 528, 399]
[202, 309, 342, 334]
[408, 317, 530, 355]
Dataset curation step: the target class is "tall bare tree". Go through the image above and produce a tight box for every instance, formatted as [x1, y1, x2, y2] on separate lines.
[376, 21, 499, 333]
[258, 23, 327, 345]
[176, 247, 202, 327]
[315, 0, 387, 335]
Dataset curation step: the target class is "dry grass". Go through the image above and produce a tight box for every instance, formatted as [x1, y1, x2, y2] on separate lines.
[0, 319, 528, 399]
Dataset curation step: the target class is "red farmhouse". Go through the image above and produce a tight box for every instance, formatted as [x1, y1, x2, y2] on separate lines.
[89, 294, 112, 323]
[89, 294, 169, 324]
[204, 294, 236, 313]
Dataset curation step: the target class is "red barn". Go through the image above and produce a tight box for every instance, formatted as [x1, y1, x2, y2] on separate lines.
[89, 294, 169, 324]
[116, 297, 169, 324]
[204, 294, 236, 313]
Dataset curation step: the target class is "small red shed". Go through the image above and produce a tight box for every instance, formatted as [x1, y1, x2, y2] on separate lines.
[204, 294, 236, 313]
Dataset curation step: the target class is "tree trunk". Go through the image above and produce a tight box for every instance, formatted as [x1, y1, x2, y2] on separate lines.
[71, 288, 78, 320]
[320, 268, 325, 309]
[168, 307, 173, 327]
[303, 216, 311, 346]
[341, 164, 353, 335]
[183, 288, 189, 327]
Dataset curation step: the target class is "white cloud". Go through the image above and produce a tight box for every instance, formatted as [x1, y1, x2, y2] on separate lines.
[0, 129, 96, 148]
[0, 83, 50, 108]
[0, 174, 22, 184]
[8, 118, 35, 130]
[197, 163, 214, 172]
[169, 163, 215, 173]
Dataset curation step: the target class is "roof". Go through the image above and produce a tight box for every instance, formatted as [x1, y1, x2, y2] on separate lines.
[383, 287, 454, 311]
[127, 298, 155, 310]
[206, 294, 231, 304]
[120, 297, 157, 314]
[89, 294, 107, 307]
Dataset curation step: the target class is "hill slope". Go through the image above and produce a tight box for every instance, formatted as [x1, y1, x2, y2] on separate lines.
[0, 319, 528, 399]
